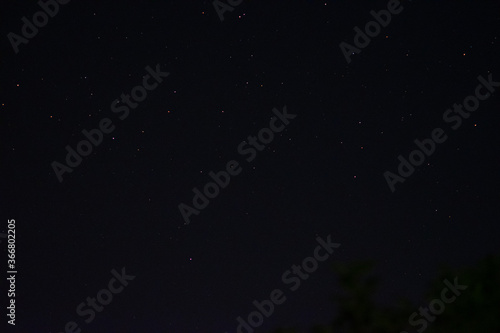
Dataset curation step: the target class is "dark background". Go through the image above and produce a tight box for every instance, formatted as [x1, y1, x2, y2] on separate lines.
[1, 0, 499, 332]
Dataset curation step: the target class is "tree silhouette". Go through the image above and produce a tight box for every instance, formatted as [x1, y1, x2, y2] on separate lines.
[271, 255, 500, 333]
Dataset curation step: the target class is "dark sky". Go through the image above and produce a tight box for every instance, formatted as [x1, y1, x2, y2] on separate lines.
[1, 0, 500, 332]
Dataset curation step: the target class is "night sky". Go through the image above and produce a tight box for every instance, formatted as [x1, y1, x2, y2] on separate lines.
[1, 0, 500, 332]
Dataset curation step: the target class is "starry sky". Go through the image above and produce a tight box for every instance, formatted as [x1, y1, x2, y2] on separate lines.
[1, 0, 500, 332]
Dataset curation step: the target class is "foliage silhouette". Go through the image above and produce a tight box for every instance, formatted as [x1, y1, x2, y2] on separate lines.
[270, 255, 500, 333]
